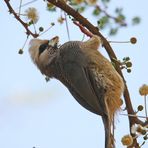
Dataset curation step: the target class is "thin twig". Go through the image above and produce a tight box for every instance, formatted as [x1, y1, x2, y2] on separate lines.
[108, 41, 130, 44]
[64, 12, 70, 40]
[18, 0, 23, 16]
[22, 35, 29, 49]
[39, 25, 54, 36]
[33, 22, 37, 34]
[120, 113, 147, 119]
[16, 0, 38, 9]
[81, 34, 85, 41]
[96, 5, 127, 26]
[4, 0, 38, 38]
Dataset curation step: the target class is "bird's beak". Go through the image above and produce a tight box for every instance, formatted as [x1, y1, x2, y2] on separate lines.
[48, 36, 59, 48]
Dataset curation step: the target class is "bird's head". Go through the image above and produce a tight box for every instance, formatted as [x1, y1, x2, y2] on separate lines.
[29, 36, 59, 72]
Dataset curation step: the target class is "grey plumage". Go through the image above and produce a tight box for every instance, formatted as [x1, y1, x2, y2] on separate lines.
[29, 36, 124, 148]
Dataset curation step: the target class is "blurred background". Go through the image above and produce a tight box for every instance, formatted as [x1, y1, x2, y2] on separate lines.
[0, 0, 148, 147]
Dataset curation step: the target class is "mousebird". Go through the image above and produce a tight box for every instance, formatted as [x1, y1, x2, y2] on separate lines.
[29, 35, 124, 148]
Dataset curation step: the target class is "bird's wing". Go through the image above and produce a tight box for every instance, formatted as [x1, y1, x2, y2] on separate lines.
[55, 41, 107, 115]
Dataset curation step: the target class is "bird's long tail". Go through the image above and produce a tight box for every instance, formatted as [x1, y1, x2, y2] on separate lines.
[102, 114, 115, 148]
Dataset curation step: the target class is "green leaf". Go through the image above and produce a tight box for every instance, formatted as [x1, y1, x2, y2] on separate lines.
[46, 3, 56, 12]
[123, 57, 130, 61]
[132, 17, 141, 25]
[143, 135, 148, 140]
[77, 6, 85, 13]
[47, 7, 56, 12]
[109, 28, 118, 36]
[115, 8, 123, 14]
[101, 0, 110, 3]
[28, 20, 33, 26]
[93, 8, 101, 16]
[116, 14, 125, 22]
[69, 2, 78, 6]
[99, 16, 109, 29]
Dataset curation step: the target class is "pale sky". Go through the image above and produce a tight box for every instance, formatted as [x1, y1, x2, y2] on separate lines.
[0, 0, 148, 148]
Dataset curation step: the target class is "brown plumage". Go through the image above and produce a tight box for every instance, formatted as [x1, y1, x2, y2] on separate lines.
[29, 35, 124, 148]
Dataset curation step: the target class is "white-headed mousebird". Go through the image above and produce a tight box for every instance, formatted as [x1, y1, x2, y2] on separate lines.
[29, 35, 124, 148]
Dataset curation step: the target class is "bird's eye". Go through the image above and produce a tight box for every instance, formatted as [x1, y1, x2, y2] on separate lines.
[39, 43, 48, 55]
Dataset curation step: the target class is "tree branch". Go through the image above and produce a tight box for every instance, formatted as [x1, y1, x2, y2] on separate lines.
[96, 5, 127, 27]
[4, 0, 38, 38]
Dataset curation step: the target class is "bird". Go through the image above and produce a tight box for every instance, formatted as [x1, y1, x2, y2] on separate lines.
[29, 35, 124, 148]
